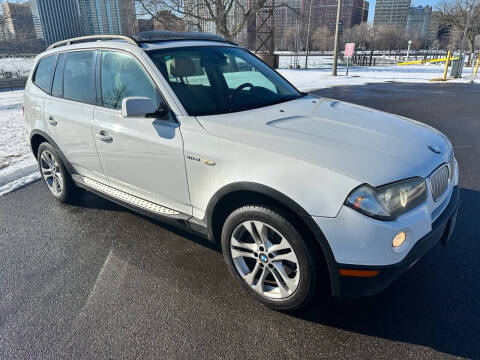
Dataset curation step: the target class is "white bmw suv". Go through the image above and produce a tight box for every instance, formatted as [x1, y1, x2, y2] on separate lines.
[24, 31, 460, 310]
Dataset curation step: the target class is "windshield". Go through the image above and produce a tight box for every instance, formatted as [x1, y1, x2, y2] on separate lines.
[147, 46, 303, 116]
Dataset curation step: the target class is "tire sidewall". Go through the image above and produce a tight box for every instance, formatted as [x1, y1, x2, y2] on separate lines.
[221, 206, 317, 311]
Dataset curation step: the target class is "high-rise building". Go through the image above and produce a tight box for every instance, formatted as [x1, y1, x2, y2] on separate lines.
[362, 1, 369, 22]
[77, 0, 138, 36]
[373, 0, 411, 28]
[406, 5, 432, 39]
[1, 2, 36, 40]
[426, 10, 442, 44]
[29, 0, 81, 44]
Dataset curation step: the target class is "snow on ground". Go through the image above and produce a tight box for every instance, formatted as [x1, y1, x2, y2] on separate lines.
[0, 89, 40, 196]
[0, 57, 478, 196]
[0, 57, 35, 76]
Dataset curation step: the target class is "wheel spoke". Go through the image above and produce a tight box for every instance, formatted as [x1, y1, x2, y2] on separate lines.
[242, 221, 263, 246]
[244, 262, 261, 286]
[268, 237, 291, 253]
[231, 247, 256, 259]
[272, 262, 297, 290]
[270, 263, 296, 297]
[52, 176, 59, 193]
[231, 236, 257, 252]
[253, 266, 269, 293]
[271, 251, 297, 264]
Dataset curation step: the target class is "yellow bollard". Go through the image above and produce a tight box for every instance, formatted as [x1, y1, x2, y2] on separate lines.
[475, 55, 480, 77]
[442, 50, 451, 80]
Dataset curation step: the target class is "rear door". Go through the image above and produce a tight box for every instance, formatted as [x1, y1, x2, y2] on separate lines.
[24, 54, 57, 142]
[91, 50, 191, 215]
[44, 50, 105, 182]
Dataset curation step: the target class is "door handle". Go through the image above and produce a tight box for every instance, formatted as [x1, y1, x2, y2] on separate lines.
[96, 130, 113, 143]
[47, 115, 57, 126]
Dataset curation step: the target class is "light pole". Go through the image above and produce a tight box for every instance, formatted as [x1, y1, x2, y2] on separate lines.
[304, 0, 314, 69]
[332, 0, 342, 76]
[406, 40, 412, 61]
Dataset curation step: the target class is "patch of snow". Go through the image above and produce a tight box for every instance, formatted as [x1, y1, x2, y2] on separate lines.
[0, 89, 39, 196]
[278, 65, 478, 91]
[0, 57, 35, 76]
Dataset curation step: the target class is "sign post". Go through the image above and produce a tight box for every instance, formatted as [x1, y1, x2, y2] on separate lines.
[344, 43, 355, 76]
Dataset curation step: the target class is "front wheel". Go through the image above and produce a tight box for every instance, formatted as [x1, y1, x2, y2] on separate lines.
[221, 205, 318, 311]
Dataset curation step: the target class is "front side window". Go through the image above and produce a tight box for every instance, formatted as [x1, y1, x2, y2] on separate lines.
[33, 54, 57, 93]
[63, 51, 95, 104]
[100, 51, 160, 110]
[147, 46, 302, 116]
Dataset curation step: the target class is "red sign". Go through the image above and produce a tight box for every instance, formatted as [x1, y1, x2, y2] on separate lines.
[345, 43, 355, 57]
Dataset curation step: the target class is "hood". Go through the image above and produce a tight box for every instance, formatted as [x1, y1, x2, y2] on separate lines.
[196, 95, 452, 186]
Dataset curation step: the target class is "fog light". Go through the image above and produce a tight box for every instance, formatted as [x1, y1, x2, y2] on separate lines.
[392, 231, 407, 247]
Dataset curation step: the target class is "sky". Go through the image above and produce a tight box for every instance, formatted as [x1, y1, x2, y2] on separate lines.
[367, 0, 442, 22]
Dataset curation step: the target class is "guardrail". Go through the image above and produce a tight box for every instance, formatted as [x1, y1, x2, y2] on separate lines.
[0, 77, 27, 90]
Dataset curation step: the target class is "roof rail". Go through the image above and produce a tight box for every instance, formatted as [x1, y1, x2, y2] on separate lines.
[47, 35, 139, 50]
[133, 30, 236, 45]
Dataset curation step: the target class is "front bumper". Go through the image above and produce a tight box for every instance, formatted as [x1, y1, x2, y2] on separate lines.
[335, 185, 460, 299]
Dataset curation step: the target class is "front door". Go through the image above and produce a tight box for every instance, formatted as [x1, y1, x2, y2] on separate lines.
[91, 50, 191, 215]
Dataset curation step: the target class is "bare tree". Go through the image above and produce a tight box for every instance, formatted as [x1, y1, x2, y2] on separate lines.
[341, 22, 372, 50]
[372, 25, 407, 50]
[137, 0, 272, 41]
[311, 26, 333, 51]
[438, 0, 480, 53]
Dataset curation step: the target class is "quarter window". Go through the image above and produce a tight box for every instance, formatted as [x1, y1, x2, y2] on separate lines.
[63, 51, 95, 104]
[100, 51, 160, 110]
[33, 54, 56, 93]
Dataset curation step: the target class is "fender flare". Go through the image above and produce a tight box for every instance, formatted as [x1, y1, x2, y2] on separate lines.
[205, 181, 341, 296]
[30, 129, 76, 176]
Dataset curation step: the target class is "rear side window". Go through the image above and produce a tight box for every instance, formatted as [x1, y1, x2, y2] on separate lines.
[33, 55, 56, 93]
[100, 50, 160, 110]
[51, 53, 65, 97]
[63, 51, 95, 104]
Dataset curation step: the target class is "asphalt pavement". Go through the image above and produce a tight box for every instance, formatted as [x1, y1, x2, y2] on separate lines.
[1, 82, 479, 359]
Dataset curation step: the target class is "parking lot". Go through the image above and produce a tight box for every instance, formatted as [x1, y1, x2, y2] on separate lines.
[1, 82, 479, 359]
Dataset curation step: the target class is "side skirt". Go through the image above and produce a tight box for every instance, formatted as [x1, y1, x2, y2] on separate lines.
[72, 175, 210, 240]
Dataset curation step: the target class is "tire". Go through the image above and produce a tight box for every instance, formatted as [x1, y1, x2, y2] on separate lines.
[221, 205, 318, 311]
[37, 142, 83, 203]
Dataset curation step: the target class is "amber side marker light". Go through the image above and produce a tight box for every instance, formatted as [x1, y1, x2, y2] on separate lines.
[339, 269, 380, 277]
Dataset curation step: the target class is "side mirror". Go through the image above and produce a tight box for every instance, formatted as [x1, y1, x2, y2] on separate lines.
[121, 97, 157, 118]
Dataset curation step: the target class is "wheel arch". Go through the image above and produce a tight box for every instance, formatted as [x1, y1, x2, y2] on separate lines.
[30, 130, 76, 176]
[205, 182, 341, 296]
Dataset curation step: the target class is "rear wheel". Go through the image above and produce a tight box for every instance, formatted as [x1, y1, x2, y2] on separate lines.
[221, 205, 318, 311]
[37, 142, 83, 203]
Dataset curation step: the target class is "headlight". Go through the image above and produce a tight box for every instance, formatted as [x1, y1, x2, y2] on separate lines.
[345, 178, 427, 221]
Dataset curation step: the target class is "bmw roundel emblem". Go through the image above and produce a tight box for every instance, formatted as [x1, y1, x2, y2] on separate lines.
[428, 145, 442, 154]
[259, 254, 268, 263]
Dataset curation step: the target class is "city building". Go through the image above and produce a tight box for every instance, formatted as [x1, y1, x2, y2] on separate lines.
[273, 0, 366, 49]
[77, 0, 138, 36]
[426, 9, 441, 42]
[362, 1, 369, 22]
[29, 0, 82, 45]
[406, 5, 432, 39]
[373, 0, 411, 28]
[1, 2, 35, 40]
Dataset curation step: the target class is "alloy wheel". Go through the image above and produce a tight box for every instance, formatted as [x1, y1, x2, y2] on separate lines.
[230, 220, 300, 299]
[40, 150, 63, 196]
